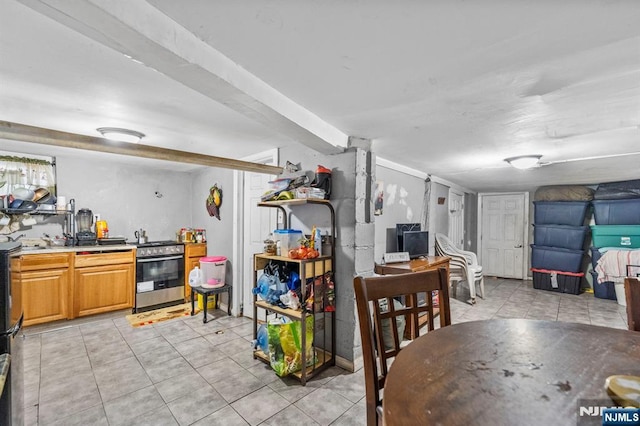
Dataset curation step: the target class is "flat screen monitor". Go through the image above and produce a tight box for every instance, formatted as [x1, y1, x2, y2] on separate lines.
[396, 223, 421, 252]
[402, 230, 429, 259]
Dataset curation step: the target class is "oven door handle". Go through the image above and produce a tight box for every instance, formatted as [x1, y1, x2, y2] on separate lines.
[1, 313, 23, 338]
[137, 255, 184, 263]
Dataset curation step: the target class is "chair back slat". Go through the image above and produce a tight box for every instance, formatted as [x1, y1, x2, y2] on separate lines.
[354, 267, 451, 426]
[624, 277, 640, 331]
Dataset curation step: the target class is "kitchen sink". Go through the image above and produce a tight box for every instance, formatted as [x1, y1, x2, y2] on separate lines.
[20, 246, 47, 251]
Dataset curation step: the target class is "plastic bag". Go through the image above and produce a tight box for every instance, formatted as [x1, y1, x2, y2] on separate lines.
[252, 266, 287, 305]
[279, 290, 300, 310]
[267, 316, 315, 376]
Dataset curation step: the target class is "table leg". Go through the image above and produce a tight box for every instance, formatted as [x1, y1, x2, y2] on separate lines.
[203, 294, 208, 324]
[227, 288, 231, 316]
[190, 289, 195, 316]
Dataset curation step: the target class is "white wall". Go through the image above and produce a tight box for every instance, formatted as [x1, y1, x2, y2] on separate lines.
[4, 152, 194, 243]
[55, 155, 193, 242]
[190, 166, 236, 289]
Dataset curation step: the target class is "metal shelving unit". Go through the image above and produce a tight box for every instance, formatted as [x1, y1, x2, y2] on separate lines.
[252, 199, 336, 385]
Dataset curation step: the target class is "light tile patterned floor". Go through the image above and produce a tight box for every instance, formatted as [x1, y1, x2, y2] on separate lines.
[22, 277, 627, 425]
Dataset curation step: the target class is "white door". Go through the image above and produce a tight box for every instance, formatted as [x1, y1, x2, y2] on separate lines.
[448, 190, 464, 249]
[241, 150, 278, 318]
[479, 193, 528, 279]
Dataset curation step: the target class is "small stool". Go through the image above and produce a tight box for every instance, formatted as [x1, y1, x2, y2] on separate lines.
[190, 284, 232, 323]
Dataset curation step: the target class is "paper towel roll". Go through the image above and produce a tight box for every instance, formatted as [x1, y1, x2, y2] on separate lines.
[56, 195, 66, 211]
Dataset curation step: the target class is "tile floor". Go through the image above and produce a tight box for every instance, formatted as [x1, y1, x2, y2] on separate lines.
[21, 277, 628, 425]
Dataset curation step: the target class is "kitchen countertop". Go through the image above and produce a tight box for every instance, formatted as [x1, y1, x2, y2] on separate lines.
[15, 244, 137, 255]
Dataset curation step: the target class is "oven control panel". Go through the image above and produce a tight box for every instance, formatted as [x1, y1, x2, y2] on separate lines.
[136, 244, 184, 258]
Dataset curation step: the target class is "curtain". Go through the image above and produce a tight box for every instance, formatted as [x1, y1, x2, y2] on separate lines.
[0, 155, 55, 198]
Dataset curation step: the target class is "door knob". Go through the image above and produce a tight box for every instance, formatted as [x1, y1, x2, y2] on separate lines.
[515, 244, 523, 248]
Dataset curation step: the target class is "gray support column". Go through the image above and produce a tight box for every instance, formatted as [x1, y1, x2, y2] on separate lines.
[348, 137, 375, 370]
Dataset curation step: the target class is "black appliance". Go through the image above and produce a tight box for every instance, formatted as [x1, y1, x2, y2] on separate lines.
[75, 207, 97, 246]
[134, 240, 185, 312]
[0, 242, 24, 426]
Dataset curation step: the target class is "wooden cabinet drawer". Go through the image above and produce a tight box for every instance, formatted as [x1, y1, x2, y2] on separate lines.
[74, 250, 135, 268]
[186, 243, 207, 258]
[14, 253, 71, 272]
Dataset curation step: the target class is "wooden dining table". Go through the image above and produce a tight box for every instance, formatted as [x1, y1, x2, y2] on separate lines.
[383, 319, 640, 425]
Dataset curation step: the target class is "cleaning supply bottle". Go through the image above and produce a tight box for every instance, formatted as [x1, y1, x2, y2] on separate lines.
[252, 323, 269, 354]
[314, 227, 322, 256]
[188, 266, 203, 287]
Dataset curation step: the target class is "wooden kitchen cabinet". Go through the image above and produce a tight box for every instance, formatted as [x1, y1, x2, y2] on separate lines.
[74, 250, 135, 317]
[11, 253, 71, 327]
[184, 243, 207, 301]
[13, 249, 136, 327]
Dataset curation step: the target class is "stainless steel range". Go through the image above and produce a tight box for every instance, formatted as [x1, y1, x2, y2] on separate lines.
[134, 240, 185, 313]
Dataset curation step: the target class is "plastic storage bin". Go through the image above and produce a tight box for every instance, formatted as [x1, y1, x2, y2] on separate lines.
[531, 268, 584, 295]
[533, 224, 589, 250]
[590, 225, 640, 248]
[533, 201, 590, 226]
[590, 247, 603, 269]
[200, 256, 227, 288]
[589, 270, 617, 300]
[592, 199, 640, 225]
[273, 229, 303, 253]
[530, 245, 585, 273]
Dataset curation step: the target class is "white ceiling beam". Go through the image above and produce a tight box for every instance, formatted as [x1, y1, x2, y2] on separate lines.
[18, 0, 349, 155]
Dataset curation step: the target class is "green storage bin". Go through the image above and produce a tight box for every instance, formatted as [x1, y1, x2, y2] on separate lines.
[590, 225, 640, 248]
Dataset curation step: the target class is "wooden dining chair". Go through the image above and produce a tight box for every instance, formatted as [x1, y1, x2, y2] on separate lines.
[354, 268, 451, 426]
[624, 277, 640, 331]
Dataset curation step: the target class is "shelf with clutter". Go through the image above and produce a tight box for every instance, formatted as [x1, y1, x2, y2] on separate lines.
[252, 197, 336, 385]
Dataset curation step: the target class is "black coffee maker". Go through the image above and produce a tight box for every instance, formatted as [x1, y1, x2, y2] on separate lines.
[75, 208, 97, 246]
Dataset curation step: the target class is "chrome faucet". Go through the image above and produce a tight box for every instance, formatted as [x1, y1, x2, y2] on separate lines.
[7, 233, 26, 242]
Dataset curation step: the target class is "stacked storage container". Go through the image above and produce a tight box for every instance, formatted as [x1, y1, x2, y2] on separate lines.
[590, 179, 640, 303]
[531, 186, 593, 294]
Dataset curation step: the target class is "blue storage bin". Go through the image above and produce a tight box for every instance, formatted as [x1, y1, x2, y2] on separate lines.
[533, 224, 589, 250]
[533, 201, 590, 226]
[592, 199, 640, 225]
[530, 245, 585, 273]
[589, 270, 617, 300]
[531, 269, 584, 295]
[590, 247, 603, 269]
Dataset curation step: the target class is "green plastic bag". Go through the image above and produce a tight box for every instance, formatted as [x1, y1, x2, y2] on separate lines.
[267, 316, 315, 376]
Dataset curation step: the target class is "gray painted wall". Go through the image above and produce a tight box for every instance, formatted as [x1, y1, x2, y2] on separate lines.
[373, 166, 426, 263]
[432, 182, 450, 238]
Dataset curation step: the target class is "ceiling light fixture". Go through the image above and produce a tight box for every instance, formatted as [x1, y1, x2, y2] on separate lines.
[504, 155, 542, 170]
[97, 127, 145, 143]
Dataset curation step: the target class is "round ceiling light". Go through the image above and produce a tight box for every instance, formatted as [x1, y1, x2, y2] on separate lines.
[97, 127, 145, 143]
[504, 155, 542, 170]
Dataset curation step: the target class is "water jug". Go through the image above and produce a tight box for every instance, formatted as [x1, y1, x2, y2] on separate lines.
[252, 323, 269, 354]
[188, 266, 203, 287]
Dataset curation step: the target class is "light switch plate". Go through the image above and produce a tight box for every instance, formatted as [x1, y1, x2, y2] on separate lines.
[383, 252, 410, 263]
